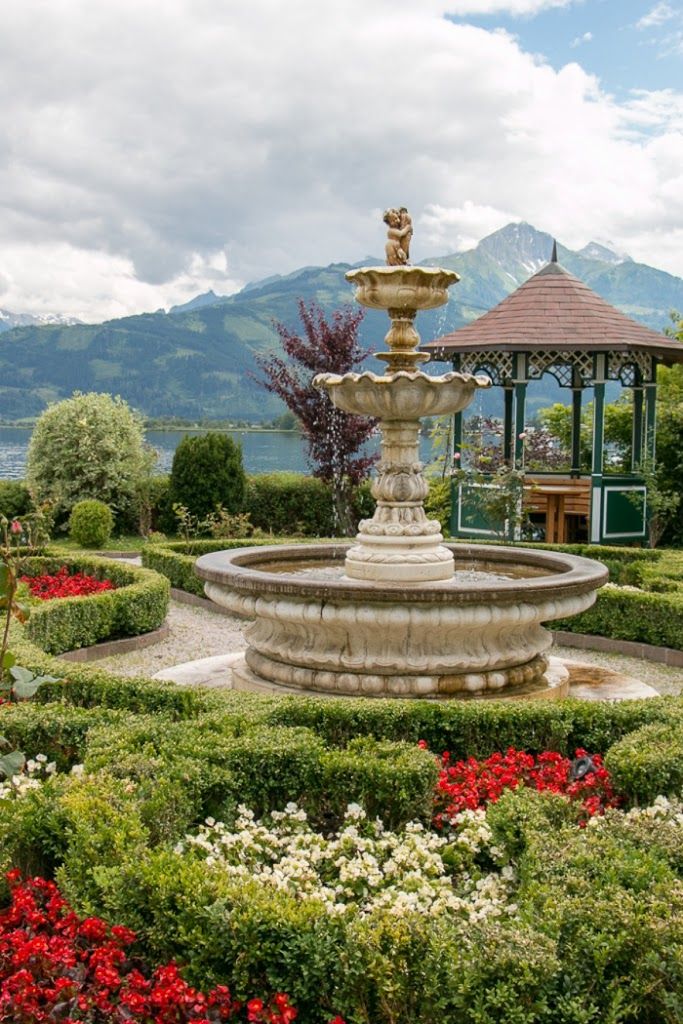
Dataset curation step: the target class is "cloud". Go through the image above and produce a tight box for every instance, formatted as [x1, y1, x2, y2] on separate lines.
[636, 3, 676, 30]
[449, 0, 573, 14]
[0, 1, 681, 320]
[570, 31, 593, 48]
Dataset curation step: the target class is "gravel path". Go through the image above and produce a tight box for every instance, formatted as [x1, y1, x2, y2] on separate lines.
[92, 597, 683, 696]
[95, 599, 247, 678]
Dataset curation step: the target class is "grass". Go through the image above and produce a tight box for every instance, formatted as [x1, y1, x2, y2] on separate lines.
[48, 534, 151, 554]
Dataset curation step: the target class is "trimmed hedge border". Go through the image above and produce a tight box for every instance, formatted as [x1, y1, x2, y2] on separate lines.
[141, 537, 322, 597]
[18, 554, 170, 655]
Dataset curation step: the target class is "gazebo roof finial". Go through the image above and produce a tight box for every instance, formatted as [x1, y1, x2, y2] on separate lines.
[551, 239, 558, 263]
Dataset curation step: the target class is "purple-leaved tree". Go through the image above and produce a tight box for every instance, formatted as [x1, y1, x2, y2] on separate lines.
[256, 300, 378, 535]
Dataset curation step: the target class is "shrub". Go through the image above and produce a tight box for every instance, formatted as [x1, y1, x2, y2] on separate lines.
[244, 473, 374, 537]
[0, 480, 31, 521]
[18, 556, 169, 654]
[26, 392, 151, 524]
[605, 720, 683, 805]
[425, 476, 450, 534]
[168, 433, 245, 522]
[69, 499, 114, 548]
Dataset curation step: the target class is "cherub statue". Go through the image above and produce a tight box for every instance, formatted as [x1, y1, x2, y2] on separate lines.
[383, 206, 413, 266]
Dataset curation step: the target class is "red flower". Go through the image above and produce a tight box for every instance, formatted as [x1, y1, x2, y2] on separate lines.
[20, 566, 115, 601]
[424, 744, 619, 828]
[0, 873, 298, 1023]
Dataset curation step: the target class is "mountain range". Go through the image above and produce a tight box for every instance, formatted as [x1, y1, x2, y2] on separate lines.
[1, 222, 681, 422]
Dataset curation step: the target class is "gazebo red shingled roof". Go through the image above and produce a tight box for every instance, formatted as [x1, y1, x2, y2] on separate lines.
[423, 261, 683, 363]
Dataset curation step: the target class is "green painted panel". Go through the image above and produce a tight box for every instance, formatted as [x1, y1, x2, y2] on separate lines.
[602, 485, 646, 540]
[452, 482, 502, 538]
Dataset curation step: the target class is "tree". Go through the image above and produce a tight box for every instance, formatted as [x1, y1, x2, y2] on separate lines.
[256, 301, 378, 535]
[168, 432, 245, 521]
[26, 392, 151, 525]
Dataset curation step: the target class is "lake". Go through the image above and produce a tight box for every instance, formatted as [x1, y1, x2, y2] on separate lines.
[0, 427, 437, 479]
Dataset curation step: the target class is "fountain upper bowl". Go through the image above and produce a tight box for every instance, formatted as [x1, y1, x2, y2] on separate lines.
[346, 266, 459, 313]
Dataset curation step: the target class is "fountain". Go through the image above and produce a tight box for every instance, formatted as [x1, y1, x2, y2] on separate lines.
[196, 209, 608, 700]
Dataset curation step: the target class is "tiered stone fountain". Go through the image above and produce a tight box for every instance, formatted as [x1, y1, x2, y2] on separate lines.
[196, 211, 608, 700]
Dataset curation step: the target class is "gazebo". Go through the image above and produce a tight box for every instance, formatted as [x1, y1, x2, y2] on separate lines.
[424, 249, 683, 545]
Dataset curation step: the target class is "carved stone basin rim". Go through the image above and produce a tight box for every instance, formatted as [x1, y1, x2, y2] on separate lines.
[195, 542, 608, 606]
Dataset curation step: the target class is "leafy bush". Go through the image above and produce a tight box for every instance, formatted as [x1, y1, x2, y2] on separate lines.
[69, 499, 114, 548]
[168, 433, 245, 522]
[26, 392, 151, 524]
[605, 720, 683, 805]
[244, 473, 374, 537]
[0, 480, 32, 521]
[424, 476, 450, 534]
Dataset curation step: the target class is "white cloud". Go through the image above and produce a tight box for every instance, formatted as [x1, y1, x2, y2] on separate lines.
[0, 1, 681, 320]
[636, 3, 676, 30]
[570, 31, 593, 48]
[449, 0, 573, 14]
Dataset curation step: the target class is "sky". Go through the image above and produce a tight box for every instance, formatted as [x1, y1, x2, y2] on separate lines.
[0, 0, 681, 322]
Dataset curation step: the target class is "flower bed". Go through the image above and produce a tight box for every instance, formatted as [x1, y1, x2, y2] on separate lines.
[17, 555, 169, 655]
[0, 872, 298, 1024]
[429, 744, 618, 828]
[21, 565, 115, 600]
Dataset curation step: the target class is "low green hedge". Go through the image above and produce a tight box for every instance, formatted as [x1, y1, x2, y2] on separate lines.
[605, 720, 683, 805]
[141, 539, 280, 597]
[18, 555, 169, 654]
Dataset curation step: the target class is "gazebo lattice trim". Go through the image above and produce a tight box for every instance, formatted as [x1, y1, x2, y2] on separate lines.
[608, 350, 653, 385]
[457, 351, 514, 385]
[527, 349, 594, 386]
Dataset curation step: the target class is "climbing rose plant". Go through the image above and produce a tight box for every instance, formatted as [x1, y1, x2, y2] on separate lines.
[0, 872, 298, 1023]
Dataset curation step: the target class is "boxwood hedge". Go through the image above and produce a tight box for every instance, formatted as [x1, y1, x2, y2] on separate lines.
[18, 554, 169, 654]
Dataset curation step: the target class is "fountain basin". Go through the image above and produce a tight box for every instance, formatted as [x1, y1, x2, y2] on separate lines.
[196, 543, 607, 700]
[313, 369, 490, 420]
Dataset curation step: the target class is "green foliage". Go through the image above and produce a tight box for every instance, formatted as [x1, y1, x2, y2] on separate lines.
[68, 499, 114, 548]
[244, 473, 336, 536]
[424, 476, 450, 534]
[168, 432, 245, 521]
[537, 394, 633, 471]
[26, 392, 151, 524]
[605, 720, 683, 805]
[243, 472, 374, 537]
[19, 555, 169, 654]
[0, 480, 32, 521]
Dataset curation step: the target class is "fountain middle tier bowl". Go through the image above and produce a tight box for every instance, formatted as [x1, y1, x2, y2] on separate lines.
[196, 543, 608, 701]
[313, 369, 491, 419]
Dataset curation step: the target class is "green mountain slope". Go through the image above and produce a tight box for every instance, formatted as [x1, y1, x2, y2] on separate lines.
[0, 223, 680, 421]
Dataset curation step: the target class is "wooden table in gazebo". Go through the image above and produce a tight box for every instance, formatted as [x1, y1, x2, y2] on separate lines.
[423, 246, 683, 545]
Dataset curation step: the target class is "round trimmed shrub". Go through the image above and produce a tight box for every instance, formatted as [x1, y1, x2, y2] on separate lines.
[168, 432, 245, 521]
[69, 500, 114, 548]
[0, 479, 32, 521]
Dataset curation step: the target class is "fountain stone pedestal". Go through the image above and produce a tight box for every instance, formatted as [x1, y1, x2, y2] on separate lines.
[315, 266, 490, 583]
